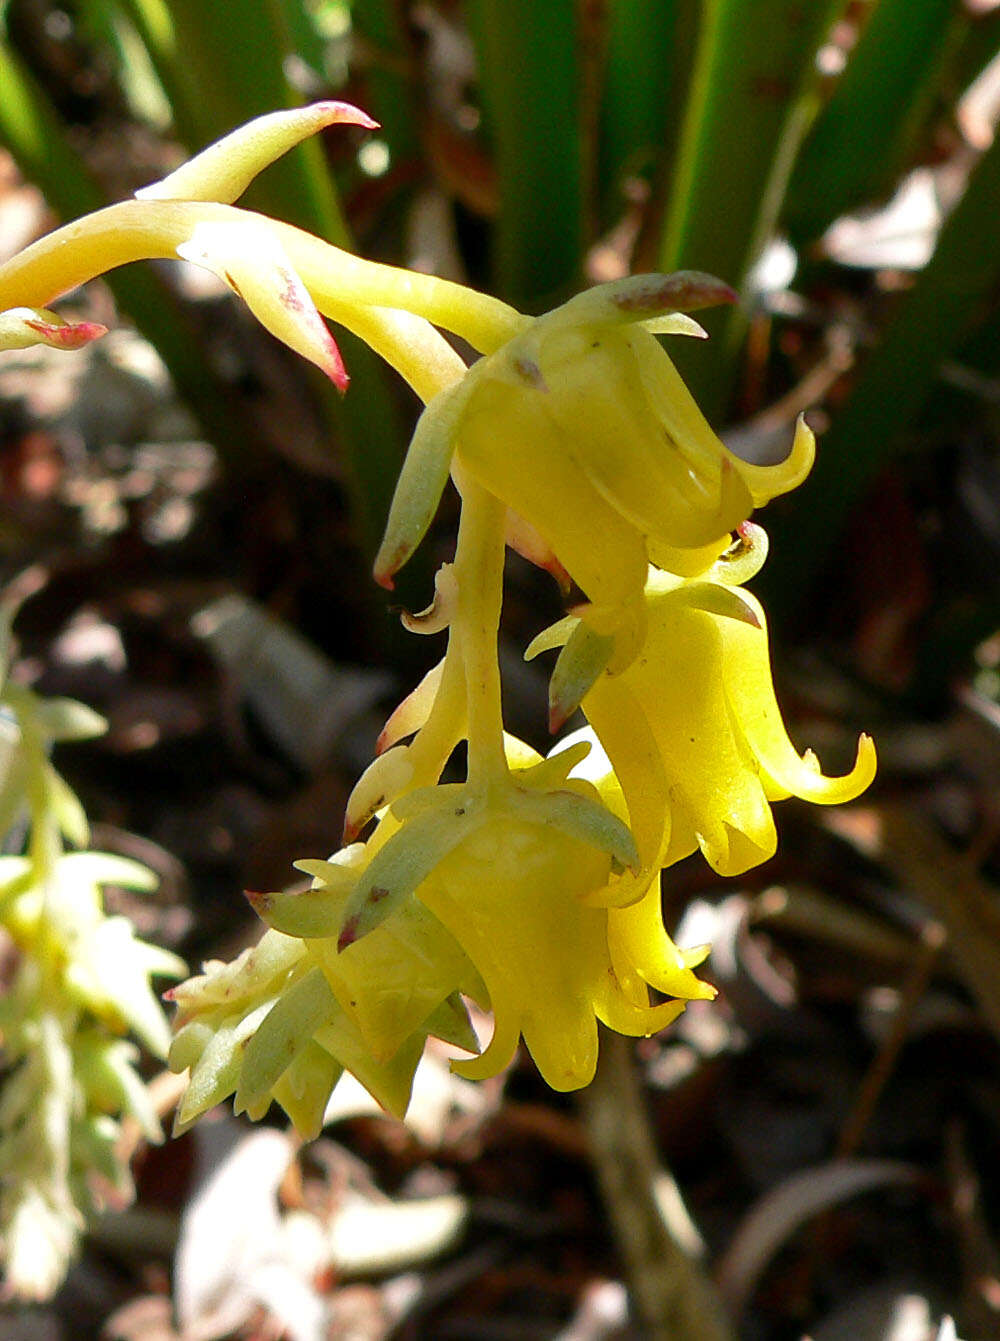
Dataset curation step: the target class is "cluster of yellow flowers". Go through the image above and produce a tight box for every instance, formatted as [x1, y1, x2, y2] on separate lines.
[0, 617, 184, 1297]
[0, 105, 875, 1147]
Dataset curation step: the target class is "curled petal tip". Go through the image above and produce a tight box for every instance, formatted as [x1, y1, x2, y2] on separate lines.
[244, 889, 270, 912]
[400, 564, 459, 634]
[314, 99, 380, 132]
[793, 732, 877, 805]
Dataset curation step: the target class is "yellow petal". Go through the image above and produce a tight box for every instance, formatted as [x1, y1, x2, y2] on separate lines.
[458, 374, 649, 610]
[716, 593, 877, 804]
[580, 674, 670, 877]
[726, 413, 815, 507]
[306, 879, 482, 1062]
[541, 325, 754, 549]
[420, 818, 612, 1090]
[607, 879, 718, 1004]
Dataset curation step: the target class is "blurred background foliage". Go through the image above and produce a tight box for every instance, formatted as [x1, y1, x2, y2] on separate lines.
[2, 0, 1000, 712]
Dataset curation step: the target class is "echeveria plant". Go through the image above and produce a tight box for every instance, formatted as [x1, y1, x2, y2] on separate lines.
[0, 106, 875, 1257]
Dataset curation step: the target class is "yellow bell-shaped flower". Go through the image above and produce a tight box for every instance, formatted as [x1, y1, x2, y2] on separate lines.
[376, 275, 815, 616]
[543, 551, 876, 880]
[413, 813, 691, 1091]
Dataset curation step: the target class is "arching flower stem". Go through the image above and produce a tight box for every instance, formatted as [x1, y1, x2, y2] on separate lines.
[0, 201, 528, 356]
[330, 304, 509, 799]
[453, 479, 509, 794]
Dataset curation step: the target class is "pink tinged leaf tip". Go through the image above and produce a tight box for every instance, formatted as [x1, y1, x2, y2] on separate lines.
[548, 702, 570, 735]
[1, 307, 108, 352]
[244, 889, 272, 914]
[25, 317, 108, 349]
[373, 552, 402, 590]
[377, 659, 446, 754]
[313, 99, 380, 132]
[338, 913, 360, 951]
[137, 101, 379, 205]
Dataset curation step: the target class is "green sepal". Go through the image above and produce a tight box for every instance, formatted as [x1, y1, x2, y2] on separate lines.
[168, 1019, 214, 1075]
[509, 786, 639, 875]
[249, 871, 352, 939]
[45, 763, 89, 849]
[71, 1114, 130, 1201]
[61, 851, 159, 893]
[235, 967, 338, 1116]
[524, 615, 578, 661]
[423, 992, 480, 1055]
[271, 1041, 344, 1139]
[514, 741, 592, 793]
[172, 1001, 273, 1135]
[314, 1017, 425, 1120]
[672, 581, 763, 628]
[75, 1034, 162, 1142]
[556, 272, 736, 329]
[33, 697, 107, 742]
[337, 803, 482, 949]
[549, 623, 616, 731]
[373, 380, 471, 588]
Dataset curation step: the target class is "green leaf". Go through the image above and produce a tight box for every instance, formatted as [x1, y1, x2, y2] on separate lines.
[598, 0, 695, 233]
[764, 123, 1000, 618]
[657, 0, 843, 417]
[350, 0, 420, 160]
[786, 0, 969, 244]
[467, 0, 584, 307]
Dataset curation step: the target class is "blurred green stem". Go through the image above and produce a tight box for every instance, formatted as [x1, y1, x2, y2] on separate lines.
[579, 1031, 735, 1341]
[467, 0, 583, 308]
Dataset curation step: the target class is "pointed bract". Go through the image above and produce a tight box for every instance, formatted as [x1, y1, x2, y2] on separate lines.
[177, 219, 349, 390]
[0, 307, 106, 352]
[137, 101, 378, 205]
